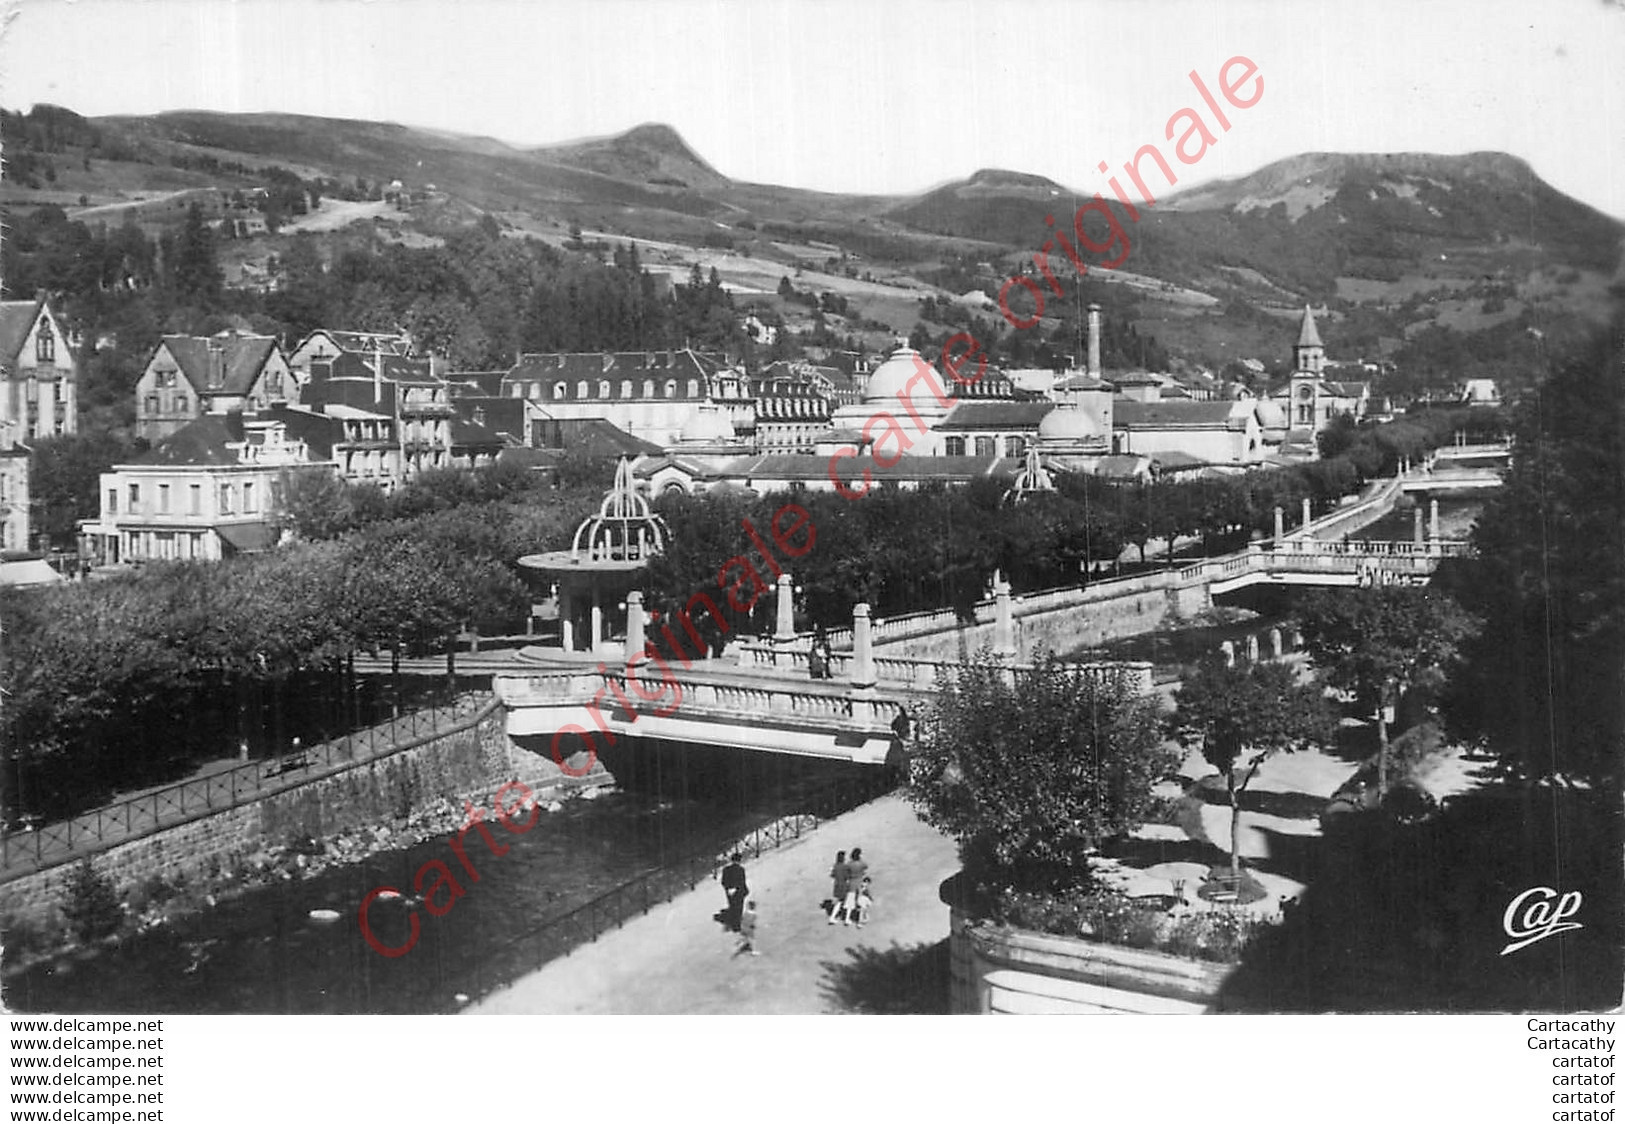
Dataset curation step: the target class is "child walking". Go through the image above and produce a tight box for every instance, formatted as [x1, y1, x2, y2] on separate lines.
[736, 900, 760, 956]
[853, 877, 874, 928]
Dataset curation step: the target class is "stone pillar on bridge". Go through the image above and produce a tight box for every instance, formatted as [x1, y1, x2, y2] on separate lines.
[1246, 634, 1259, 663]
[1220, 640, 1235, 667]
[1429, 498, 1440, 542]
[850, 603, 876, 689]
[1273, 505, 1284, 541]
[774, 573, 796, 643]
[993, 572, 1017, 660]
[1413, 506, 1425, 547]
[1301, 497, 1312, 530]
[1290, 628, 1303, 651]
[1269, 628, 1282, 660]
[626, 590, 645, 656]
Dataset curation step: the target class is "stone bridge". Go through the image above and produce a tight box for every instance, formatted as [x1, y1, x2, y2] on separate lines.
[494, 650, 1153, 766]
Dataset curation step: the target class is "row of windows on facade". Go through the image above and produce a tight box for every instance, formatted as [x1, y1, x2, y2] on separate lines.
[125, 529, 210, 562]
[760, 397, 828, 419]
[151, 369, 288, 394]
[943, 435, 1029, 457]
[510, 377, 704, 402]
[110, 480, 262, 517]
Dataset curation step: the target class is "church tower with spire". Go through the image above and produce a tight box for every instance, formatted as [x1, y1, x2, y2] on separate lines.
[1288, 305, 1327, 435]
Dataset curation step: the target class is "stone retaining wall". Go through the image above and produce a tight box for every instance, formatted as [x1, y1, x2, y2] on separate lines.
[876, 582, 1187, 662]
[0, 701, 605, 925]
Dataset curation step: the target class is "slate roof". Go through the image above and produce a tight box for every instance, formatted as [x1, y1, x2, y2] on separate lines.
[0, 300, 43, 367]
[160, 334, 281, 397]
[716, 454, 1018, 483]
[131, 414, 245, 466]
[305, 329, 412, 357]
[530, 416, 664, 458]
[1106, 371, 1163, 387]
[1322, 380, 1369, 399]
[310, 371, 399, 414]
[450, 415, 505, 449]
[1055, 374, 1112, 391]
[453, 397, 528, 443]
[1297, 306, 1324, 348]
[506, 348, 725, 387]
[446, 370, 508, 397]
[262, 406, 341, 460]
[1091, 455, 1155, 480]
[1114, 401, 1248, 430]
[939, 400, 1055, 430]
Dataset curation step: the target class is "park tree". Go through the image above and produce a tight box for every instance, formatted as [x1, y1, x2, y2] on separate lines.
[29, 432, 139, 546]
[165, 202, 223, 308]
[1170, 659, 1337, 885]
[1295, 585, 1476, 795]
[909, 654, 1176, 894]
[1433, 320, 1625, 787]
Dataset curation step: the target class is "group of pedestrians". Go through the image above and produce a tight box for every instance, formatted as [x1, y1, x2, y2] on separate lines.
[826, 847, 873, 927]
[716, 843, 878, 958]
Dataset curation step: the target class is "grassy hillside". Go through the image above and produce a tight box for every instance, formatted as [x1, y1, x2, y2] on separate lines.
[4, 104, 1621, 392]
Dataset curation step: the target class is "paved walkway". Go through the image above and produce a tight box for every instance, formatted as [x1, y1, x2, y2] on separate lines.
[466, 794, 960, 1015]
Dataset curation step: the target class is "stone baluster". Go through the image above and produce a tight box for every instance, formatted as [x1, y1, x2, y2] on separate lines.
[1269, 627, 1282, 660]
[1246, 634, 1259, 663]
[850, 603, 876, 689]
[1220, 640, 1235, 667]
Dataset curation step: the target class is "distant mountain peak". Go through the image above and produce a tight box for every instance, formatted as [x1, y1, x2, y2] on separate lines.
[1163, 150, 1550, 217]
[964, 167, 1065, 191]
[536, 121, 724, 188]
[617, 122, 698, 156]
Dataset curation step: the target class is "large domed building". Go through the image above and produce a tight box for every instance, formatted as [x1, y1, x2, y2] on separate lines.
[819, 345, 958, 457]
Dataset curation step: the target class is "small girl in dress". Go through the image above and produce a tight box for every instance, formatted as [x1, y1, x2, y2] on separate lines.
[852, 877, 873, 928]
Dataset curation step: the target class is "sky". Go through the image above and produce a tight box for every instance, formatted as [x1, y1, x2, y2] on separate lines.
[1, 0, 1623, 219]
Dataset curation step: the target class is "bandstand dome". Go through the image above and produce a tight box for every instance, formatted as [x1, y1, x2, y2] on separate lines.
[518, 458, 668, 653]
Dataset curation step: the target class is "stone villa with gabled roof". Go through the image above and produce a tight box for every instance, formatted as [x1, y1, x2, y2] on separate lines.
[135, 331, 296, 443]
[0, 296, 78, 444]
[0, 296, 80, 549]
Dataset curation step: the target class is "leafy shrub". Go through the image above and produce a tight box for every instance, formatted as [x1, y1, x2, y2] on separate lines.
[62, 860, 123, 944]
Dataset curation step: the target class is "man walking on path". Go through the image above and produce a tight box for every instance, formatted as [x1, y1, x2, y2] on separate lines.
[839, 847, 868, 926]
[720, 853, 749, 932]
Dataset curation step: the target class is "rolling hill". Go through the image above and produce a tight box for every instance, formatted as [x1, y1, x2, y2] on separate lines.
[3, 105, 1621, 377]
